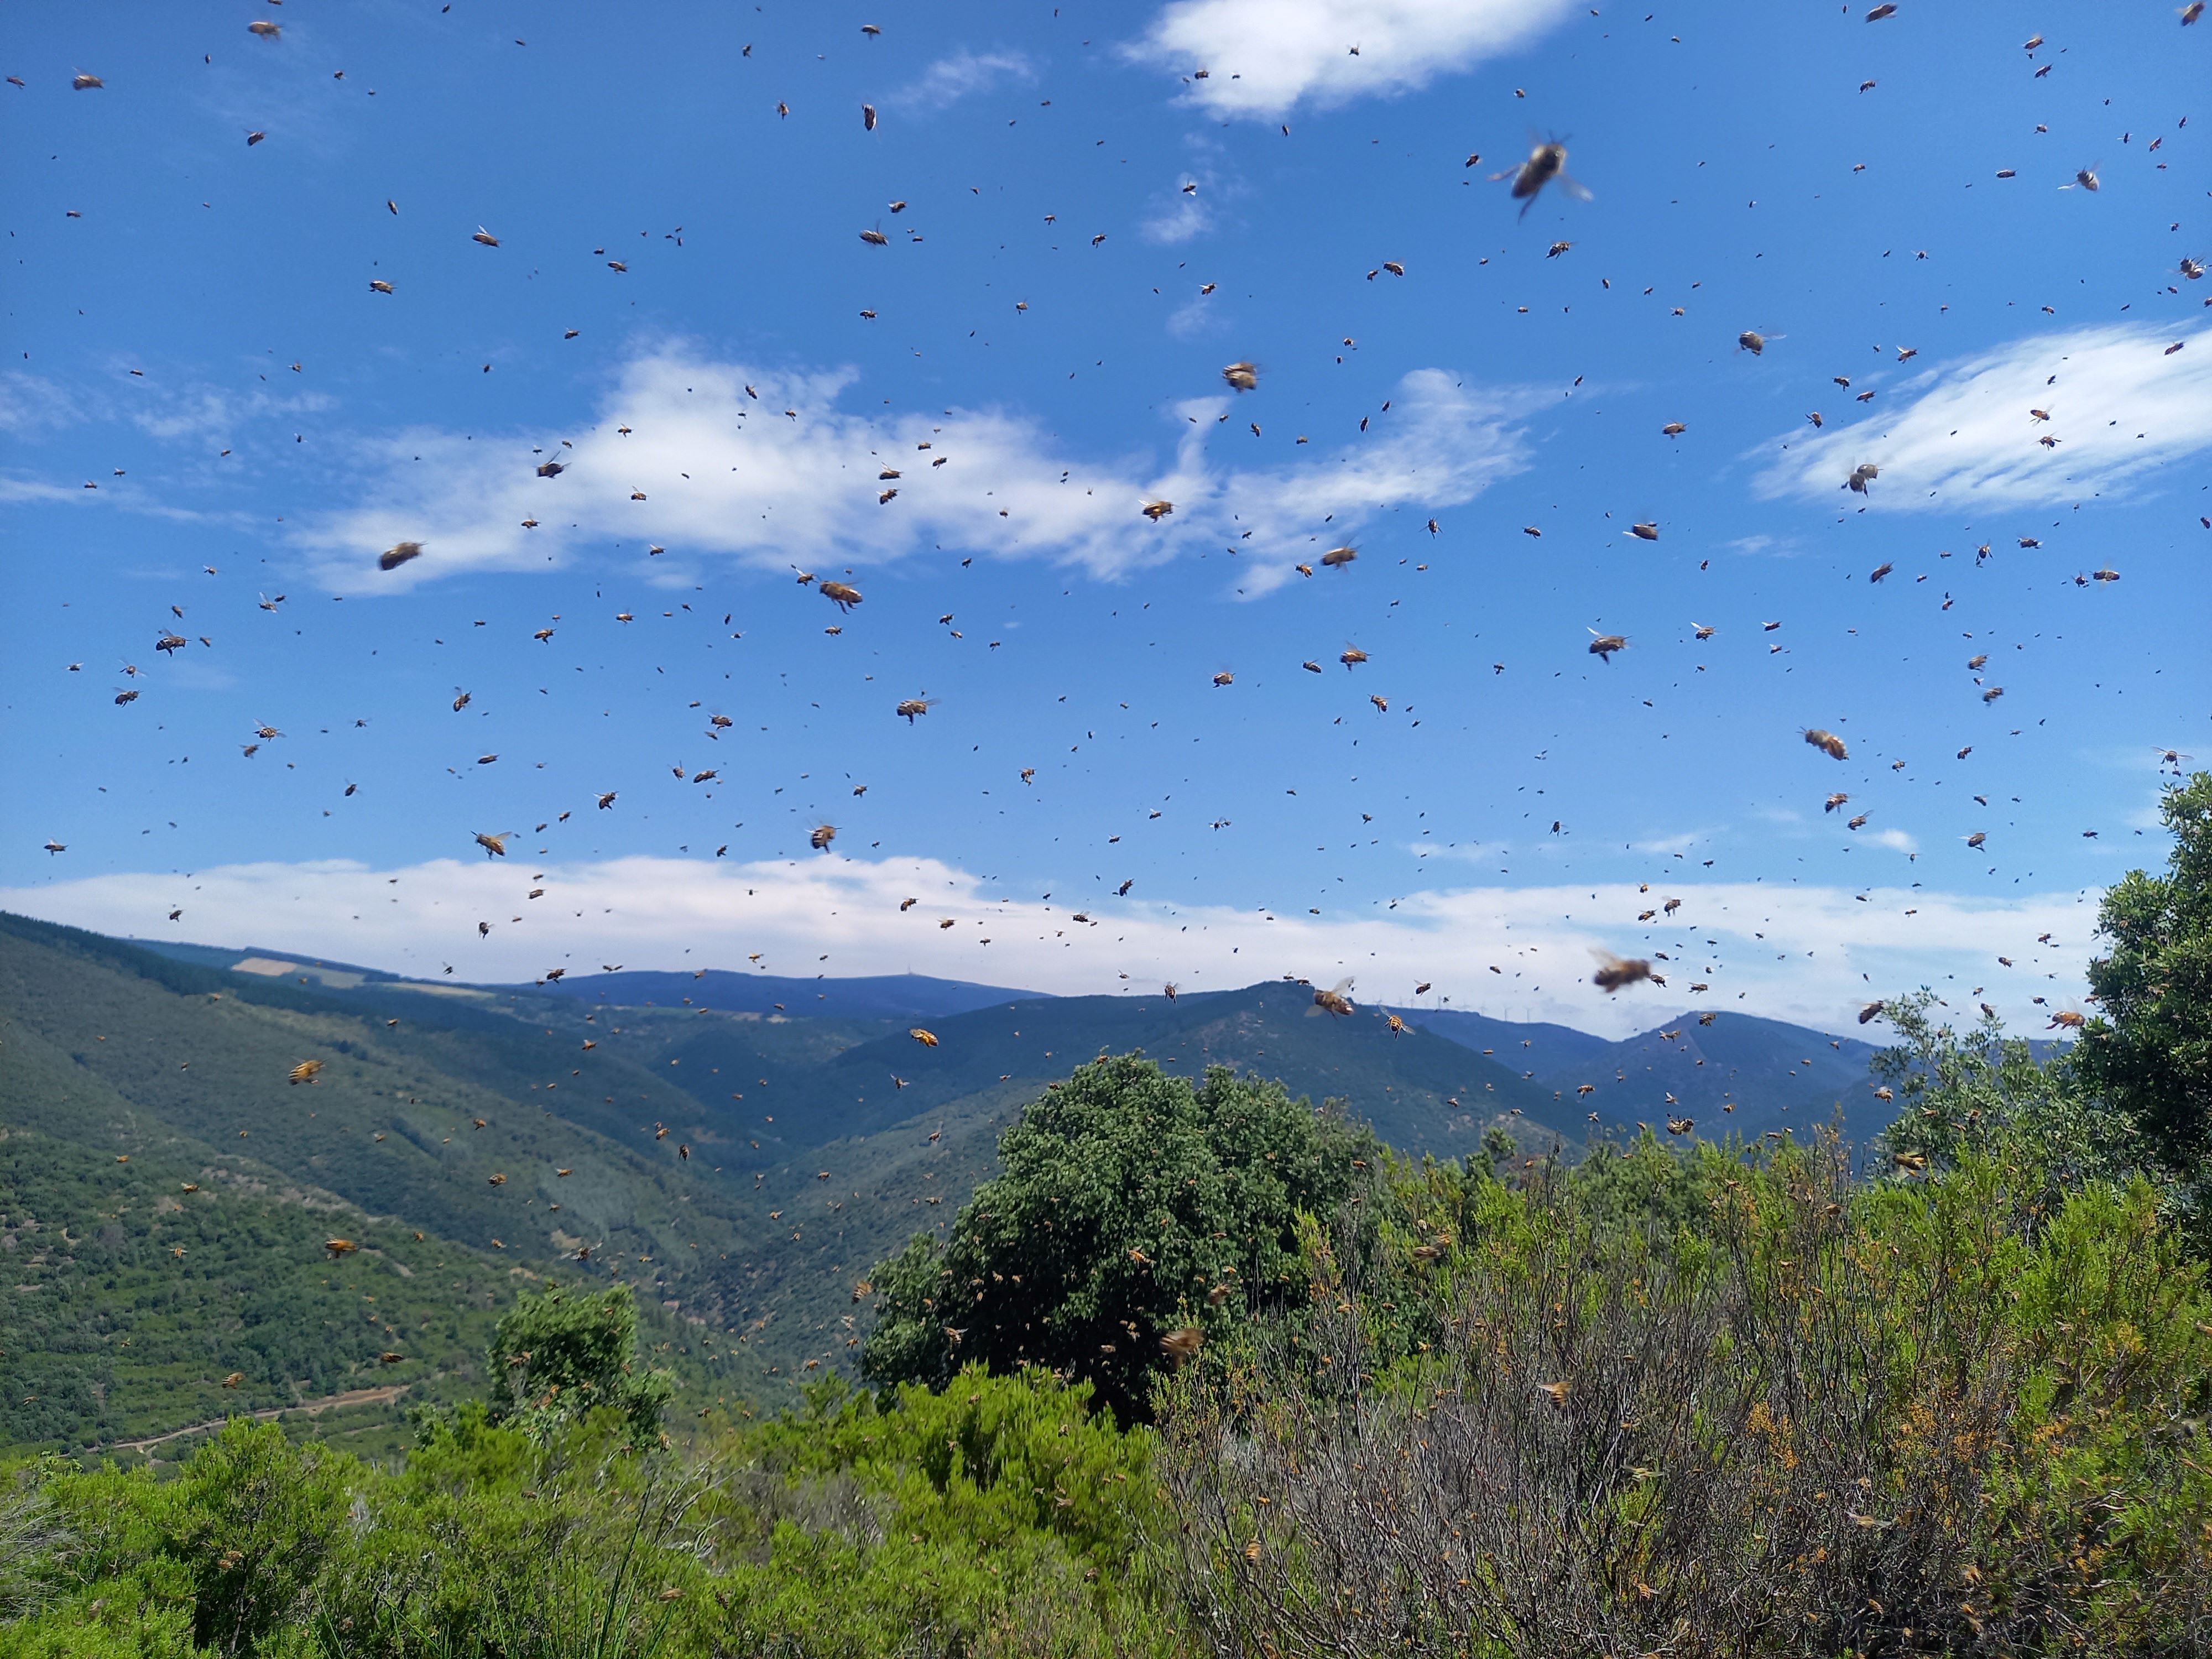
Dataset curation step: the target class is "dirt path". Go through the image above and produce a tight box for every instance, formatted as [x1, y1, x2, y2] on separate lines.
[106, 1384, 410, 1454]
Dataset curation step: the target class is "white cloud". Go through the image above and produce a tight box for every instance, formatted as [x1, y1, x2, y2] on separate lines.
[1756, 324, 2212, 510]
[1867, 828, 1919, 855]
[1130, 0, 1577, 118]
[299, 344, 1537, 593]
[2, 854, 2093, 1040]
[892, 50, 1034, 112]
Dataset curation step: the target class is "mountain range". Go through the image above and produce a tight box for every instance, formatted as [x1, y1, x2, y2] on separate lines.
[4, 912, 1899, 1458]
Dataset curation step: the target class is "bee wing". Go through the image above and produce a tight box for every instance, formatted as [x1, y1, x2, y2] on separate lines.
[1556, 171, 1594, 202]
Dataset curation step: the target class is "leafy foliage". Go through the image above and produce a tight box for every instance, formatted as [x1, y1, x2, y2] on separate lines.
[487, 1284, 674, 1441]
[860, 1057, 1374, 1420]
[2074, 772, 2212, 1220]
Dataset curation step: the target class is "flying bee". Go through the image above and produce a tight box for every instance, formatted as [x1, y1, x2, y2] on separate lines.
[1159, 1327, 1203, 1363]
[2063, 165, 2100, 192]
[859, 227, 889, 246]
[1692, 622, 1717, 640]
[1825, 792, 1850, 813]
[1845, 462, 1879, 494]
[1221, 361, 1258, 391]
[2047, 1009, 2086, 1030]
[1661, 421, 1687, 436]
[909, 1027, 939, 1047]
[1319, 545, 1358, 568]
[820, 580, 863, 611]
[1339, 645, 1368, 669]
[1163, 982, 1178, 999]
[452, 689, 471, 712]
[1628, 521, 1659, 541]
[1965, 831, 1987, 848]
[1494, 136, 1590, 218]
[1369, 693, 1389, 712]
[1869, 562, 1893, 582]
[289, 1059, 323, 1085]
[1587, 629, 1628, 662]
[1802, 728, 1849, 761]
[1385, 1013, 1408, 1035]
[1141, 499, 1173, 521]
[895, 697, 935, 722]
[810, 823, 837, 850]
[155, 632, 187, 654]
[1295, 564, 1314, 577]
[1312, 977, 1355, 1017]
[474, 831, 511, 857]
[379, 540, 423, 570]
[114, 687, 140, 705]
[1590, 952, 1654, 992]
[1414, 980, 1432, 995]
[1212, 671, 1234, 687]
[324, 1238, 357, 1256]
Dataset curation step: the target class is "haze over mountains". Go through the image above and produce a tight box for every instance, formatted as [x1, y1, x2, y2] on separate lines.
[3, 910, 1900, 1457]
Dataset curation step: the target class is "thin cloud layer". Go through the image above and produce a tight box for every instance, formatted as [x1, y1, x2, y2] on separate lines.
[1132, 0, 1577, 118]
[1756, 324, 2212, 511]
[301, 346, 1537, 591]
[891, 50, 1035, 113]
[3, 853, 2091, 1040]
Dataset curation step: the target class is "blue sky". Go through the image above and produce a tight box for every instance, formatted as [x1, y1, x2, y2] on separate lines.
[3, 0, 2206, 1035]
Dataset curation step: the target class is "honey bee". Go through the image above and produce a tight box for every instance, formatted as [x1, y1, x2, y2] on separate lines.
[1824, 793, 1850, 813]
[1846, 813, 1869, 830]
[248, 19, 281, 37]
[1141, 499, 1173, 521]
[156, 632, 187, 654]
[1844, 462, 1881, 495]
[1537, 1380, 1571, 1405]
[1802, 728, 1849, 761]
[859, 228, 889, 246]
[909, 1027, 940, 1047]
[369, 279, 394, 294]
[1587, 630, 1628, 662]
[1414, 981, 1432, 995]
[1384, 1013, 1408, 1035]
[223, 1371, 246, 1387]
[1319, 545, 1358, 568]
[1221, 361, 1258, 391]
[596, 792, 617, 810]
[474, 831, 511, 857]
[1494, 138, 1590, 218]
[1312, 978, 1355, 1017]
[377, 540, 424, 571]
[1738, 330, 1767, 354]
[2047, 1009, 2086, 1030]
[2065, 166, 2099, 192]
[1295, 564, 1314, 578]
[289, 1059, 323, 1085]
[1628, 521, 1659, 541]
[1212, 671, 1234, 687]
[895, 697, 935, 722]
[472, 227, 500, 247]
[810, 823, 837, 850]
[324, 1238, 358, 1256]
[1965, 831, 1987, 849]
[862, 102, 877, 131]
[820, 580, 863, 611]
[73, 74, 105, 90]
[1666, 1116, 1694, 1136]
[1163, 982, 1178, 999]
[1692, 622, 1717, 640]
[1369, 694, 1389, 712]
[1591, 953, 1653, 992]
[1661, 421, 1687, 436]
[1159, 1327, 1203, 1363]
[1339, 645, 1368, 669]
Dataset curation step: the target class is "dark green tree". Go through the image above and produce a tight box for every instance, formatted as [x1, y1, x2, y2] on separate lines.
[487, 1282, 674, 1441]
[860, 1056, 1374, 1421]
[2073, 771, 2212, 1219]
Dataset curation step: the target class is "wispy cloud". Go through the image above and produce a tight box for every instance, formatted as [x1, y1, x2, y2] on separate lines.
[1130, 0, 1577, 119]
[1, 855, 2092, 1039]
[298, 343, 1539, 593]
[1756, 324, 2212, 510]
[891, 50, 1035, 113]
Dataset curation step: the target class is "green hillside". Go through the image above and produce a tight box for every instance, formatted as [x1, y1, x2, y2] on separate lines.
[8, 914, 1797, 1458]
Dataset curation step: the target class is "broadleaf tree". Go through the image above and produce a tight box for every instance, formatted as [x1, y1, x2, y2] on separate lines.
[860, 1055, 1375, 1421]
